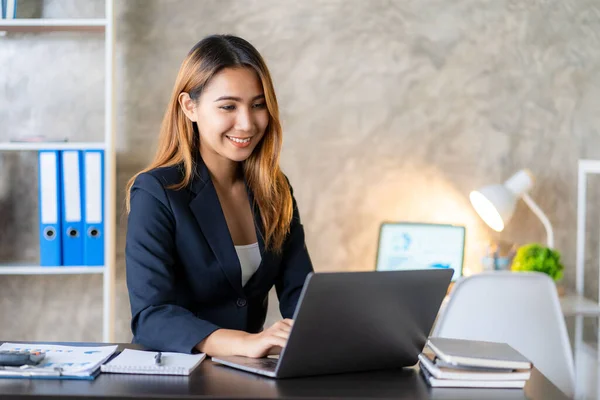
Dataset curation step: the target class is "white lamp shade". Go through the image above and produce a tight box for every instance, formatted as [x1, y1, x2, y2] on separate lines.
[469, 169, 535, 232]
[469, 169, 554, 248]
[469, 184, 517, 232]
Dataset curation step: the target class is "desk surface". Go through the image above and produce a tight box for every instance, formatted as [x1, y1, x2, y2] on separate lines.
[0, 342, 569, 400]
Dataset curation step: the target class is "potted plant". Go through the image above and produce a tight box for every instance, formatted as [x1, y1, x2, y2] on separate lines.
[511, 243, 565, 295]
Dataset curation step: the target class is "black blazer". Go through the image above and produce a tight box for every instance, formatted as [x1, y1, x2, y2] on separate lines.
[125, 158, 314, 353]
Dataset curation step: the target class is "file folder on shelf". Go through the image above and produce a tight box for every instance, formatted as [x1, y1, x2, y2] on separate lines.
[38, 151, 62, 266]
[2, 0, 16, 19]
[83, 150, 104, 266]
[60, 150, 84, 266]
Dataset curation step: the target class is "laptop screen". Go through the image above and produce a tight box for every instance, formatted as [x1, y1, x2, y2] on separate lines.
[375, 222, 465, 281]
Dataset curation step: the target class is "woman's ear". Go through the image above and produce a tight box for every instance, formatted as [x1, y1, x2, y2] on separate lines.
[178, 92, 198, 122]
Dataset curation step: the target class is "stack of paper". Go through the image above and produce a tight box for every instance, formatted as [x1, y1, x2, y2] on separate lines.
[0, 343, 118, 380]
[419, 337, 533, 389]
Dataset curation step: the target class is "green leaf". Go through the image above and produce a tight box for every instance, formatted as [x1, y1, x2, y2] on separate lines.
[511, 243, 564, 281]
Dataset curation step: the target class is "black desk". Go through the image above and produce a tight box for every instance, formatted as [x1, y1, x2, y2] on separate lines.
[0, 343, 569, 400]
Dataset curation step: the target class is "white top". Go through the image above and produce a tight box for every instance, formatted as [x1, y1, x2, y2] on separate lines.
[234, 242, 262, 287]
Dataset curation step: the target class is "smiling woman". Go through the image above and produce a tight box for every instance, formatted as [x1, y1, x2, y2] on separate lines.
[124, 35, 313, 358]
[179, 67, 269, 162]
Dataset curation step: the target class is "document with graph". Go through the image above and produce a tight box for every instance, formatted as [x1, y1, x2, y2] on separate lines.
[0, 343, 118, 380]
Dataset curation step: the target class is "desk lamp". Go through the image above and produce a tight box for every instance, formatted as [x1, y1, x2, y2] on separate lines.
[469, 169, 554, 248]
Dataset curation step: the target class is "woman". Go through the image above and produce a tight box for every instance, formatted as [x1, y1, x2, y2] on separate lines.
[125, 35, 314, 357]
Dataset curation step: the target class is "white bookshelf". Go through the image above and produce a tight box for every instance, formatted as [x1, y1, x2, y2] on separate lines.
[0, 1, 116, 342]
[560, 293, 600, 317]
[572, 159, 600, 400]
[0, 142, 105, 151]
[0, 19, 106, 32]
[0, 266, 105, 275]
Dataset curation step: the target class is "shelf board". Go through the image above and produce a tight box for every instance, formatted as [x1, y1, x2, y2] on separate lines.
[0, 265, 104, 275]
[0, 19, 106, 33]
[560, 293, 600, 316]
[0, 142, 105, 151]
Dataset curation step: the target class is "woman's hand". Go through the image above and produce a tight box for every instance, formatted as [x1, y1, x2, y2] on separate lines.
[195, 319, 294, 358]
[240, 319, 294, 358]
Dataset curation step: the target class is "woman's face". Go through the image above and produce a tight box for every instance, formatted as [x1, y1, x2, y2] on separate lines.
[180, 67, 269, 163]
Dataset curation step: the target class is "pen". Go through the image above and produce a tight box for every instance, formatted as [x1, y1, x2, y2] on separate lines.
[154, 352, 162, 366]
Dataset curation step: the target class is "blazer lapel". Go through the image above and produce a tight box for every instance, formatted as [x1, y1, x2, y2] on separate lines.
[188, 159, 244, 298]
[247, 188, 265, 258]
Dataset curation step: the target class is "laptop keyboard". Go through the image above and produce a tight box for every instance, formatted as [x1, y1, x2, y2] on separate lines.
[240, 357, 279, 370]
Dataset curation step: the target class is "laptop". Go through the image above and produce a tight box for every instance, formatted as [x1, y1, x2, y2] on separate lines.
[212, 269, 452, 378]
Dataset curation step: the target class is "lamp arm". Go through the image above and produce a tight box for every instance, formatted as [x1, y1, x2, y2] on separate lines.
[521, 193, 555, 248]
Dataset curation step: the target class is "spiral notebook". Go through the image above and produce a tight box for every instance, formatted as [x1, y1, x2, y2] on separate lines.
[100, 349, 206, 376]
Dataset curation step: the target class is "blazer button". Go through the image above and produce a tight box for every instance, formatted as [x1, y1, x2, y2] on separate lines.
[236, 298, 247, 307]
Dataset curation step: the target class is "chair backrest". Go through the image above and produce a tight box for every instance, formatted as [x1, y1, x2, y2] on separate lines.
[432, 271, 575, 397]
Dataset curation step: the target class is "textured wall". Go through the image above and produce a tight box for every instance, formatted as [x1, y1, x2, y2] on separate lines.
[1, 0, 600, 343]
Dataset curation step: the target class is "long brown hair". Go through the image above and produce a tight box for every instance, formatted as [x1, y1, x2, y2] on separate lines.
[125, 35, 292, 252]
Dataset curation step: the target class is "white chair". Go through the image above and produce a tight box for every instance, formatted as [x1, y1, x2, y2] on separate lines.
[432, 271, 575, 398]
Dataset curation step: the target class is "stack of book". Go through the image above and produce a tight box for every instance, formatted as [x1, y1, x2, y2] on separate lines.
[419, 337, 533, 389]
